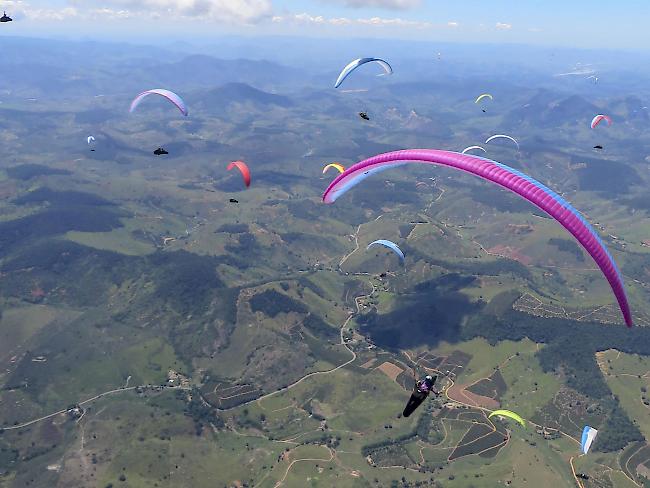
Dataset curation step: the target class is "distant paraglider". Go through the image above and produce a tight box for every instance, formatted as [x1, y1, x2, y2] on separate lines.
[359, 112, 370, 121]
[488, 409, 525, 428]
[485, 134, 519, 150]
[130, 89, 188, 116]
[581, 426, 598, 454]
[475, 93, 493, 104]
[0, 11, 12, 22]
[153, 147, 168, 155]
[323, 163, 345, 175]
[322, 149, 633, 327]
[87, 135, 95, 151]
[593, 145, 603, 150]
[227, 160, 251, 188]
[475, 93, 493, 112]
[366, 239, 405, 264]
[334, 58, 393, 88]
[591, 114, 612, 129]
[461, 145, 487, 155]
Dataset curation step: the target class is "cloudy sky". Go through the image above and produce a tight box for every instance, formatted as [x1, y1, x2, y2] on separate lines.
[2, 0, 649, 50]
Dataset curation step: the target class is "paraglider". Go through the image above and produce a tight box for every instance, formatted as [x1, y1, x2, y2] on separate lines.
[461, 145, 487, 155]
[334, 58, 393, 88]
[475, 93, 492, 112]
[229, 198, 239, 204]
[488, 409, 525, 427]
[359, 112, 370, 121]
[227, 160, 251, 188]
[475, 93, 493, 104]
[367, 239, 405, 263]
[129, 89, 188, 116]
[323, 163, 345, 175]
[403, 375, 437, 417]
[581, 426, 598, 454]
[87, 136, 96, 151]
[322, 149, 633, 327]
[153, 147, 168, 155]
[485, 134, 519, 150]
[593, 145, 603, 150]
[0, 11, 12, 22]
[591, 114, 612, 129]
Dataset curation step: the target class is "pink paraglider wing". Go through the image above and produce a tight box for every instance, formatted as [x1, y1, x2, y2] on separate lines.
[323, 149, 632, 327]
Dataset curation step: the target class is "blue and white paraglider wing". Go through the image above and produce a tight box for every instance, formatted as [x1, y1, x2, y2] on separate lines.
[581, 426, 598, 454]
[334, 58, 393, 88]
[366, 239, 405, 263]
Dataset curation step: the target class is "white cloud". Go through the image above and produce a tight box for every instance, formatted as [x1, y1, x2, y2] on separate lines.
[67, 0, 272, 23]
[356, 16, 430, 27]
[23, 6, 79, 21]
[275, 12, 431, 29]
[447, 21, 458, 28]
[293, 12, 325, 24]
[495, 22, 512, 30]
[329, 17, 352, 25]
[326, 0, 422, 10]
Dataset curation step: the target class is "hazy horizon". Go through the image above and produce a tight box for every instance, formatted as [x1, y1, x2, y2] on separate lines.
[2, 0, 650, 51]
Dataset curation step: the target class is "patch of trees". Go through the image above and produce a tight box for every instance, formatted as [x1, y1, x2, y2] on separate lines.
[224, 232, 262, 255]
[183, 388, 224, 435]
[249, 289, 307, 317]
[548, 238, 585, 262]
[148, 251, 224, 315]
[594, 404, 644, 452]
[0, 443, 19, 471]
[399, 224, 416, 239]
[351, 180, 420, 207]
[463, 306, 648, 450]
[0, 206, 124, 253]
[297, 277, 325, 298]
[575, 157, 637, 195]
[403, 244, 532, 281]
[303, 314, 338, 341]
[470, 185, 537, 213]
[619, 194, 650, 213]
[5, 164, 70, 180]
[362, 430, 418, 457]
[0, 240, 135, 306]
[621, 252, 650, 283]
[216, 223, 249, 234]
[13, 187, 114, 207]
[286, 199, 367, 226]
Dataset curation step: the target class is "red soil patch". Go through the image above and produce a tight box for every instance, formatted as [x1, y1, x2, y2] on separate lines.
[486, 244, 532, 265]
[447, 383, 500, 410]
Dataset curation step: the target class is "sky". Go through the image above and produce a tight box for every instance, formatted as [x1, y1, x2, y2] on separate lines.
[2, 0, 650, 51]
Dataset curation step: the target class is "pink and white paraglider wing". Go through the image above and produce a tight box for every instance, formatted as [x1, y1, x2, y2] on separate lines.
[129, 88, 188, 116]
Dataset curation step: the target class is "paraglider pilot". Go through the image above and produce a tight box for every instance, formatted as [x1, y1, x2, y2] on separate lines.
[403, 374, 438, 417]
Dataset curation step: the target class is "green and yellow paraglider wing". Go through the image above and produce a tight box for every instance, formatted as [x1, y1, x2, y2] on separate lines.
[488, 409, 525, 427]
